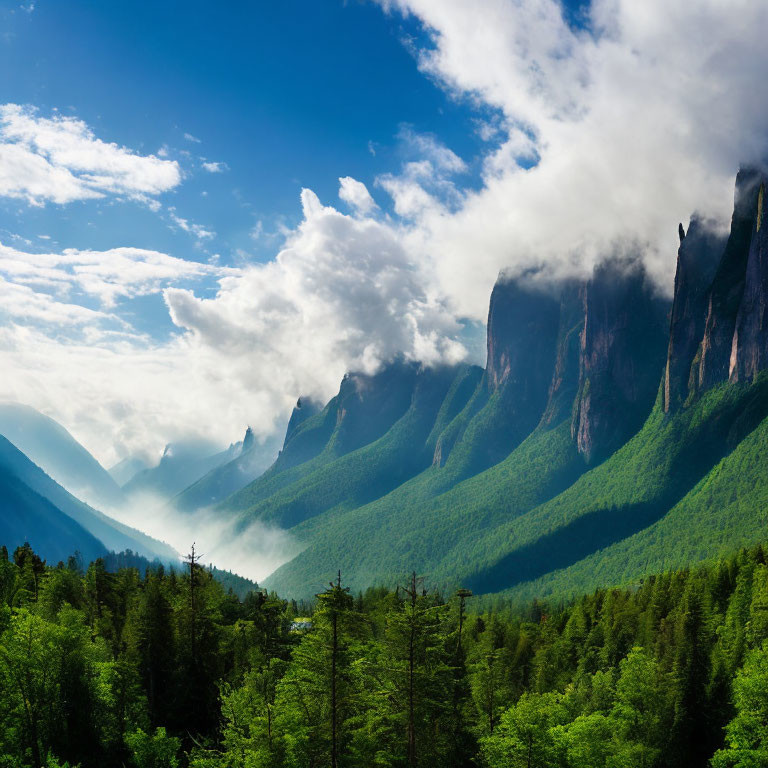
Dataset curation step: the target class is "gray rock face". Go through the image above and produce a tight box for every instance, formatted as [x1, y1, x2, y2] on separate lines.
[539, 282, 583, 428]
[697, 168, 763, 389]
[570, 259, 669, 463]
[663, 216, 726, 412]
[730, 178, 768, 382]
[486, 276, 560, 401]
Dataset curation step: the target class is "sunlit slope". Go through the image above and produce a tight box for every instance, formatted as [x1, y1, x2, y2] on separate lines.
[225, 363, 483, 529]
[266, 375, 768, 598]
[262, 417, 587, 596]
[486, 381, 768, 606]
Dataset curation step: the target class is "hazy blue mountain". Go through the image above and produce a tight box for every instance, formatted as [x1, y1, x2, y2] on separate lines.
[171, 427, 281, 513]
[0, 464, 107, 565]
[123, 439, 241, 502]
[0, 402, 123, 510]
[0, 435, 178, 564]
[109, 456, 150, 487]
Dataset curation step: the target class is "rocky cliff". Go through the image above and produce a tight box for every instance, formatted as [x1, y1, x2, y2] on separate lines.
[697, 167, 763, 388]
[486, 276, 561, 398]
[730, 178, 768, 381]
[432, 276, 561, 474]
[663, 217, 725, 412]
[570, 259, 669, 462]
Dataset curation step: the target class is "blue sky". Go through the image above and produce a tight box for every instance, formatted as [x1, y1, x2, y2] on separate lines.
[0, 0, 766, 466]
[0, 1, 487, 257]
[0, 0, 512, 342]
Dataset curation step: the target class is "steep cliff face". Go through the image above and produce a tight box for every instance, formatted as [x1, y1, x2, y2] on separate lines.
[697, 168, 763, 389]
[431, 276, 560, 474]
[274, 360, 420, 473]
[571, 260, 669, 463]
[283, 397, 321, 446]
[332, 361, 421, 454]
[663, 217, 726, 412]
[486, 277, 560, 397]
[730, 179, 768, 381]
[539, 282, 583, 428]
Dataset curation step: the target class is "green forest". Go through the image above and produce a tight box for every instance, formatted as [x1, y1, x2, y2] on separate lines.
[2, 543, 768, 767]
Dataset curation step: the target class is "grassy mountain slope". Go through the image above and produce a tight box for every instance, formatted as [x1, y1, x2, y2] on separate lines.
[265, 374, 768, 599]
[223, 364, 483, 529]
[487, 381, 768, 606]
[458, 376, 768, 595]
[263, 417, 587, 596]
[221, 362, 427, 515]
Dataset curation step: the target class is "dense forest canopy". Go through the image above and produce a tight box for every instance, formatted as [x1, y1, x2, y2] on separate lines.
[1, 542, 768, 767]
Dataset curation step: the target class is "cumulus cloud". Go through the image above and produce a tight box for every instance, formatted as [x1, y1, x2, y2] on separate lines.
[163, 186, 466, 401]
[338, 176, 377, 215]
[0, 104, 181, 206]
[375, 0, 768, 317]
[201, 160, 227, 173]
[0, 192, 466, 465]
[0, 242, 225, 310]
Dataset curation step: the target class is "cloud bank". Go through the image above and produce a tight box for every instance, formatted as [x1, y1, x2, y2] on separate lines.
[4, 0, 768, 472]
[0, 182, 466, 464]
[375, 0, 768, 317]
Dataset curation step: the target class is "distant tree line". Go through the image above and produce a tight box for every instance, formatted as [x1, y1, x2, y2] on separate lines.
[1, 541, 768, 766]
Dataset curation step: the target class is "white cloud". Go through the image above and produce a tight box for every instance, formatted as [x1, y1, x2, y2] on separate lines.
[0, 104, 181, 206]
[374, 0, 768, 317]
[0, 193, 465, 465]
[0, 242, 225, 309]
[202, 160, 227, 173]
[0, 277, 109, 326]
[183, 132, 202, 143]
[163, 187, 466, 394]
[338, 176, 377, 215]
[168, 209, 216, 240]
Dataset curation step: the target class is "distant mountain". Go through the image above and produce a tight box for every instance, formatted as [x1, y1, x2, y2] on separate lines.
[123, 439, 240, 502]
[0, 464, 106, 565]
[108, 456, 150, 487]
[233, 168, 768, 604]
[0, 403, 123, 510]
[0, 435, 178, 565]
[171, 426, 281, 513]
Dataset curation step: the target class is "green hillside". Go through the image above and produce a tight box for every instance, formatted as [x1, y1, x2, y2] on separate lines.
[222, 363, 483, 529]
[262, 417, 586, 596]
[264, 374, 768, 600]
[489, 381, 768, 606]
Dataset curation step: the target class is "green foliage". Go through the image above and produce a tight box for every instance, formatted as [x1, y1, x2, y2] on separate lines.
[5, 542, 768, 767]
[248, 368, 768, 612]
[125, 728, 181, 768]
[711, 643, 768, 768]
